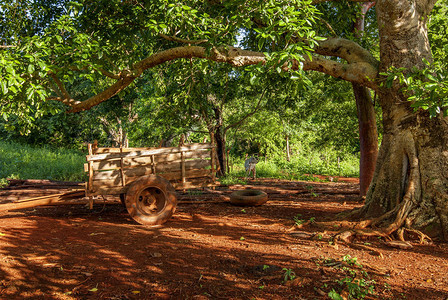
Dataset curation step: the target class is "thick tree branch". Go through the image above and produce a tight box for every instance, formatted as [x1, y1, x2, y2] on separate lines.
[68, 74, 138, 112]
[48, 72, 81, 107]
[68, 46, 265, 112]
[303, 56, 377, 90]
[49, 72, 71, 100]
[315, 38, 378, 66]
[65, 39, 378, 112]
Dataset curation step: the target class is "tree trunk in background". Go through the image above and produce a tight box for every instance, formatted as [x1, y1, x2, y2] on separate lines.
[352, 2, 378, 197]
[360, 1, 448, 240]
[286, 134, 291, 162]
[353, 83, 378, 197]
[214, 127, 227, 176]
[209, 107, 227, 176]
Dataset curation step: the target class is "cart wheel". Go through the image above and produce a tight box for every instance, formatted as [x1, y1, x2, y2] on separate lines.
[229, 189, 268, 206]
[125, 175, 177, 225]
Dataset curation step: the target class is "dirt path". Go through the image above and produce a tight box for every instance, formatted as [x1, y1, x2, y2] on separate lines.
[0, 178, 447, 299]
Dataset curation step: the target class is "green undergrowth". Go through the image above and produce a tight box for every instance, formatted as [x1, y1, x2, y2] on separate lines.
[1, 140, 359, 188]
[0, 140, 86, 185]
[222, 152, 359, 185]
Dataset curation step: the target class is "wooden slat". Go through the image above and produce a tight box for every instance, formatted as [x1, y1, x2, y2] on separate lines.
[89, 186, 127, 196]
[0, 190, 85, 212]
[93, 147, 158, 153]
[119, 147, 126, 187]
[92, 159, 210, 181]
[89, 150, 211, 171]
[88, 176, 219, 196]
[181, 151, 186, 184]
[92, 169, 211, 190]
[87, 144, 94, 193]
[87, 143, 214, 162]
[150, 155, 156, 174]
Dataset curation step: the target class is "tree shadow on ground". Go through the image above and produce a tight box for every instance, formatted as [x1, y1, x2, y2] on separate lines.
[0, 179, 447, 299]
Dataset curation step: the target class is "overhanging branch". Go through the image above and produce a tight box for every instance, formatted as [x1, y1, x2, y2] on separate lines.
[68, 46, 266, 112]
[66, 39, 378, 112]
[303, 56, 378, 90]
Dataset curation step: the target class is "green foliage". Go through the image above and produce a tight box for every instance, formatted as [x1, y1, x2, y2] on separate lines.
[1, 0, 323, 130]
[219, 174, 247, 186]
[282, 268, 296, 283]
[0, 140, 86, 182]
[324, 255, 376, 300]
[227, 148, 359, 182]
[377, 3, 448, 118]
[1, 0, 379, 183]
[293, 214, 306, 226]
[380, 62, 448, 118]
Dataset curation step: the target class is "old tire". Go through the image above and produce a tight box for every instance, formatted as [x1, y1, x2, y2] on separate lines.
[125, 175, 177, 225]
[229, 189, 268, 206]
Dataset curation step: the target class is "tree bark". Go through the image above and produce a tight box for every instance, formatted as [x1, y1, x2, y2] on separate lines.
[209, 106, 227, 176]
[351, 2, 378, 197]
[353, 83, 378, 197]
[214, 127, 227, 176]
[360, 1, 448, 240]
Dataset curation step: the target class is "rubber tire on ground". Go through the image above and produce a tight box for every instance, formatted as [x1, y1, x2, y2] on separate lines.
[229, 189, 268, 206]
[125, 175, 177, 225]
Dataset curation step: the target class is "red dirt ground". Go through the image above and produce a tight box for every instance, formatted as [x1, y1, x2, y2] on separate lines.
[0, 178, 448, 299]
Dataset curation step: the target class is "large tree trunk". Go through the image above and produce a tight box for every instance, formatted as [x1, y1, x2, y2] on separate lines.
[360, 1, 448, 240]
[352, 2, 378, 197]
[353, 83, 378, 197]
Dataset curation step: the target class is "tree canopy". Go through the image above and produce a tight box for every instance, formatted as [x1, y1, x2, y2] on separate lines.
[2, 0, 448, 240]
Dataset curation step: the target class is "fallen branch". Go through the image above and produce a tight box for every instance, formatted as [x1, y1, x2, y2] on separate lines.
[0, 190, 85, 212]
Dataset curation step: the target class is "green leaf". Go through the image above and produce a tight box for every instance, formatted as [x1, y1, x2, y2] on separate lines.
[250, 75, 257, 85]
[328, 289, 344, 300]
[1, 81, 8, 94]
[258, 38, 265, 50]
[425, 83, 438, 90]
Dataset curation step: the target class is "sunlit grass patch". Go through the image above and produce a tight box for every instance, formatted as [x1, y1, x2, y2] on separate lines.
[0, 140, 86, 182]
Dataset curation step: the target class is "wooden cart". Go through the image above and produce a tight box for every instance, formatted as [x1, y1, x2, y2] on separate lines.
[85, 142, 218, 225]
[0, 142, 218, 225]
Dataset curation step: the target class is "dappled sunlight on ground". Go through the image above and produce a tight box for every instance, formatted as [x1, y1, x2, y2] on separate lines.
[0, 178, 447, 299]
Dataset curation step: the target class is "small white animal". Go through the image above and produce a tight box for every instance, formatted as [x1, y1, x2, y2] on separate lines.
[244, 156, 258, 179]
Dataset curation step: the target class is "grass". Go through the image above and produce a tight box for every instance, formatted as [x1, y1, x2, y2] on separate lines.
[223, 151, 360, 185]
[0, 140, 86, 184]
[0, 140, 359, 187]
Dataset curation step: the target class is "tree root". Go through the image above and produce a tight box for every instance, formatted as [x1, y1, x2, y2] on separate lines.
[400, 228, 432, 244]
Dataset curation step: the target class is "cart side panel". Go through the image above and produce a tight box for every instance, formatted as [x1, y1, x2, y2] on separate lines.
[86, 143, 218, 196]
